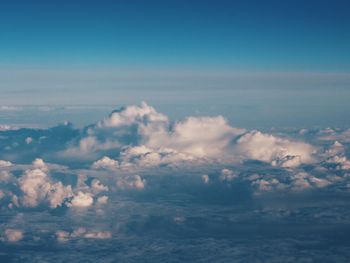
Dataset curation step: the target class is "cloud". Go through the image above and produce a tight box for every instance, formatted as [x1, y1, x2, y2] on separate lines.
[2, 229, 23, 242]
[0, 106, 23, 112]
[67, 191, 93, 208]
[92, 156, 119, 170]
[18, 161, 73, 208]
[91, 179, 109, 193]
[56, 228, 111, 242]
[116, 175, 146, 190]
[201, 174, 210, 184]
[1, 102, 349, 213]
[235, 131, 315, 166]
[25, 137, 33, 144]
[0, 124, 17, 131]
[97, 101, 168, 128]
[219, 168, 237, 182]
[317, 128, 350, 143]
[0, 160, 12, 167]
[74, 103, 316, 170]
[97, 195, 108, 205]
[1, 102, 350, 262]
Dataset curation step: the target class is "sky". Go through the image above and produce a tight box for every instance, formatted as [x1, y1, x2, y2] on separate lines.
[0, 0, 350, 128]
[1, 3, 350, 260]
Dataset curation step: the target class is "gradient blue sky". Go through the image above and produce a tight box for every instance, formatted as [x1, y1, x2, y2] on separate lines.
[1, 0, 349, 69]
[0, 0, 349, 127]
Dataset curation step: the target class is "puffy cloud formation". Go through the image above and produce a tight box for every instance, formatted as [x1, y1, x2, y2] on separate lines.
[97, 101, 168, 128]
[322, 141, 350, 170]
[116, 175, 146, 190]
[2, 103, 350, 212]
[92, 156, 119, 170]
[0, 158, 111, 210]
[97, 195, 108, 205]
[318, 128, 350, 143]
[1, 103, 350, 262]
[236, 131, 315, 166]
[80, 102, 315, 169]
[91, 179, 109, 193]
[0, 160, 12, 167]
[18, 160, 73, 208]
[2, 229, 23, 242]
[67, 191, 93, 208]
[245, 170, 335, 193]
[25, 137, 33, 144]
[219, 168, 237, 182]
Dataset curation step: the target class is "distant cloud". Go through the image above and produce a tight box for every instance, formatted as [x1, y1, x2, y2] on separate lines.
[0, 106, 23, 112]
[2, 229, 23, 242]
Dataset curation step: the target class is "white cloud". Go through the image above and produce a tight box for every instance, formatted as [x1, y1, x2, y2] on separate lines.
[97, 195, 108, 205]
[318, 128, 350, 143]
[201, 174, 210, 184]
[56, 228, 111, 241]
[3, 229, 23, 242]
[92, 156, 119, 170]
[0, 106, 23, 112]
[55, 230, 70, 242]
[0, 160, 12, 167]
[236, 131, 315, 165]
[291, 172, 331, 191]
[116, 175, 146, 190]
[25, 137, 33, 144]
[219, 168, 237, 182]
[272, 155, 302, 168]
[148, 116, 244, 158]
[91, 179, 109, 193]
[19, 167, 73, 208]
[0, 124, 17, 131]
[97, 101, 168, 128]
[68, 191, 94, 207]
[63, 103, 316, 169]
[324, 141, 350, 170]
[83, 231, 112, 239]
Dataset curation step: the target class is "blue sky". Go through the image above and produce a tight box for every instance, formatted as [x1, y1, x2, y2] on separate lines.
[1, 0, 349, 69]
[0, 0, 349, 127]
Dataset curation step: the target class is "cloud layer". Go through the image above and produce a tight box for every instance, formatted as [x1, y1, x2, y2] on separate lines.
[1, 102, 350, 262]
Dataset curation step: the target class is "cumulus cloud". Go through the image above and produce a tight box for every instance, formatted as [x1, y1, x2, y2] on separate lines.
[0, 160, 12, 167]
[2, 229, 23, 242]
[78, 103, 316, 170]
[317, 128, 350, 143]
[1, 102, 349, 213]
[92, 156, 119, 170]
[322, 141, 350, 170]
[25, 137, 33, 144]
[68, 191, 93, 208]
[56, 228, 111, 242]
[219, 168, 237, 182]
[0, 158, 109, 209]
[235, 131, 315, 166]
[97, 101, 168, 128]
[116, 175, 146, 190]
[97, 195, 108, 205]
[19, 165, 73, 208]
[0, 171, 11, 182]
